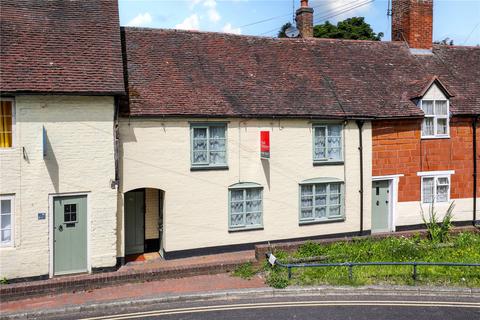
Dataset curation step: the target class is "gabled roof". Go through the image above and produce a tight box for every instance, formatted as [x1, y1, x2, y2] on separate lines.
[0, 0, 125, 95]
[412, 76, 455, 100]
[120, 28, 480, 118]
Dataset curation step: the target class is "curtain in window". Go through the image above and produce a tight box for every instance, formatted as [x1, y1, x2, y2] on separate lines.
[209, 126, 226, 164]
[192, 128, 208, 164]
[245, 189, 262, 225]
[314, 125, 342, 161]
[328, 183, 342, 217]
[300, 185, 314, 219]
[230, 190, 244, 227]
[422, 118, 434, 136]
[314, 127, 326, 160]
[0, 101, 12, 148]
[327, 125, 342, 161]
[301, 182, 343, 222]
[0, 199, 12, 244]
[436, 177, 449, 202]
[422, 177, 435, 203]
[314, 184, 327, 218]
[230, 187, 262, 228]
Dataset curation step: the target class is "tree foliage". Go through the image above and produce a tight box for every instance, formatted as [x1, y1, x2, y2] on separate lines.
[278, 22, 292, 38]
[278, 17, 383, 41]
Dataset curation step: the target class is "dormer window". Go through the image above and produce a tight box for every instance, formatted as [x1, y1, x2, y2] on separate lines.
[420, 99, 449, 138]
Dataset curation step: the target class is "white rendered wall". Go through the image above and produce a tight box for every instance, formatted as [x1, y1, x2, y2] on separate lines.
[0, 96, 117, 279]
[118, 118, 372, 255]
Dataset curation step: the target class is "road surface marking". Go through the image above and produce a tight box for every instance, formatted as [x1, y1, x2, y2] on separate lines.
[82, 300, 480, 320]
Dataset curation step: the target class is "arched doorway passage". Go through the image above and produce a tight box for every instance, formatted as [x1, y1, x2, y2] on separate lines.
[124, 188, 164, 261]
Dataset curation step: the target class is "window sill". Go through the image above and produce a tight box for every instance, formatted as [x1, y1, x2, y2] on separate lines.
[228, 226, 264, 233]
[421, 135, 450, 140]
[299, 217, 345, 226]
[0, 147, 18, 153]
[313, 161, 344, 166]
[190, 165, 229, 171]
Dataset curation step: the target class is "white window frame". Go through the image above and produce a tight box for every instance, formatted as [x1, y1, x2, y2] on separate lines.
[0, 97, 16, 150]
[420, 99, 450, 139]
[0, 195, 15, 247]
[228, 183, 263, 231]
[312, 123, 344, 163]
[190, 123, 228, 169]
[418, 170, 454, 204]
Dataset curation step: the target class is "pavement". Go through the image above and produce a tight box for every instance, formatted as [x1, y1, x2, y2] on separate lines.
[0, 250, 257, 301]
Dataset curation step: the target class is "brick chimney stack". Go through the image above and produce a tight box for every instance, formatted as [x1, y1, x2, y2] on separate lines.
[296, 0, 314, 38]
[392, 0, 433, 50]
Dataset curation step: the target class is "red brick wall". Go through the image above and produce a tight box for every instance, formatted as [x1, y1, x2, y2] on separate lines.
[372, 117, 480, 202]
[392, 0, 433, 50]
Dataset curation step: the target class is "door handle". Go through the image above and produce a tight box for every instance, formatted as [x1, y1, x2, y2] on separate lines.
[376, 201, 379, 206]
[58, 225, 63, 232]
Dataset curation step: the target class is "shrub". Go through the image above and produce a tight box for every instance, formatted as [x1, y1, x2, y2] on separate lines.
[421, 201, 455, 243]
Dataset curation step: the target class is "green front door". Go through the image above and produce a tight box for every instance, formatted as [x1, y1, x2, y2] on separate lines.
[372, 180, 390, 233]
[125, 190, 145, 255]
[54, 195, 87, 275]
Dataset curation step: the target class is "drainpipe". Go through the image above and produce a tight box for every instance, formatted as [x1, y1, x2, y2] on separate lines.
[473, 116, 478, 226]
[113, 96, 120, 187]
[356, 120, 365, 235]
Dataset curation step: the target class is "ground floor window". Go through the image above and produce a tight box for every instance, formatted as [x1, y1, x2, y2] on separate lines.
[418, 170, 454, 204]
[421, 176, 450, 203]
[229, 183, 263, 231]
[0, 195, 14, 246]
[300, 179, 344, 224]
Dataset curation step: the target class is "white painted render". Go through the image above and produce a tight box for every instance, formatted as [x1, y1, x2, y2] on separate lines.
[422, 83, 448, 101]
[396, 197, 478, 227]
[0, 96, 117, 279]
[118, 119, 372, 255]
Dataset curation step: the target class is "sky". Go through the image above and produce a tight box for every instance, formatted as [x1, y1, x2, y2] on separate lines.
[118, 0, 480, 46]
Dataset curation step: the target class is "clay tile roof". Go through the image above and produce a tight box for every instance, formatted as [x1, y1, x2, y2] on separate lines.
[0, 0, 125, 95]
[121, 28, 480, 118]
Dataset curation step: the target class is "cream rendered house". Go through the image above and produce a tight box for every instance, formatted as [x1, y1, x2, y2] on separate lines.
[117, 26, 375, 260]
[0, 1, 125, 279]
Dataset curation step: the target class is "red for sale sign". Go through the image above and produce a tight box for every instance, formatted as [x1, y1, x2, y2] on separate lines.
[260, 131, 270, 159]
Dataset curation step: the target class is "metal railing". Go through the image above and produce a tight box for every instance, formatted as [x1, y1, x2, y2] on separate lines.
[266, 253, 480, 281]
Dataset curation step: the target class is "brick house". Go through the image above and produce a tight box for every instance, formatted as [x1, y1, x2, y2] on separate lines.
[371, 0, 480, 232]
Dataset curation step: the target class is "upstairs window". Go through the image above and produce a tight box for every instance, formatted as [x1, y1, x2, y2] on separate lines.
[0, 99, 14, 148]
[313, 124, 343, 163]
[421, 99, 449, 138]
[191, 123, 227, 169]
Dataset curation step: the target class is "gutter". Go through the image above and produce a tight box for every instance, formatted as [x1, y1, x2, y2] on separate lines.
[356, 120, 365, 235]
[473, 116, 479, 226]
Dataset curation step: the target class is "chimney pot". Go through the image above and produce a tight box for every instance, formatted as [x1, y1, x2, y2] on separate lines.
[391, 0, 433, 50]
[296, 0, 314, 38]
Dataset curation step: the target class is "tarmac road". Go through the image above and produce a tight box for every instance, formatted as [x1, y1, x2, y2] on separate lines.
[74, 294, 480, 320]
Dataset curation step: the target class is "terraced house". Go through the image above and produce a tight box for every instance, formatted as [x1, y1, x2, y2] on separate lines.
[0, 0, 125, 279]
[0, 0, 478, 281]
